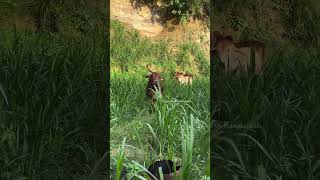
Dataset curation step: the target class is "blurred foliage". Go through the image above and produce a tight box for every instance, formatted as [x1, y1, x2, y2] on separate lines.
[212, 0, 320, 48]
[0, 0, 105, 34]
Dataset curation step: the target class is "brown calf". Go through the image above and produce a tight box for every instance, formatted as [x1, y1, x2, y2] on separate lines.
[145, 64, 165, 104]
[211, 31, 266, 74]
[175, 71, 193, 85]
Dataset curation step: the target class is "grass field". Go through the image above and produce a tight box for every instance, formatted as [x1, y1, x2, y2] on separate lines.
[110, 20, 210, 179]
[1, 0, 319, 179]
[212, 46, 320, 179]
[211, 1, 320, 179]
[0, 27, 107, 179]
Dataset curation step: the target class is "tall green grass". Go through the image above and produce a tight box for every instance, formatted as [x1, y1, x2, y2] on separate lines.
[212, 2, 320, 177]
[110, 73, 210, 179]
[110, 20, 210, 179]
[0, 27, 107, 179]
[212, 46, 320, 179]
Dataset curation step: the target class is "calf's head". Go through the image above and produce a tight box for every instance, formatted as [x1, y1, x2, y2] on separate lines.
[175, 71, 184, 79]
[211, 31, 234, 57]
[146, 73, 164, 84]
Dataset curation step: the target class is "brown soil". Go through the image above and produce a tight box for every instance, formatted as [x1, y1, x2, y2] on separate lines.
[111, 0, 163, 37]
[111, 0, 209, 55]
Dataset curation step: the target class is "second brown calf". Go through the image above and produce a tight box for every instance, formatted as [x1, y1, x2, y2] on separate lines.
[175, 71, 193, 85]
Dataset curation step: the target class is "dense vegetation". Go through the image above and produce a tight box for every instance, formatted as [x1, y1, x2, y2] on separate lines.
[212, 48, 320, 179]
[111, 20, 209, 76]
[0, 0, 107, 179]
[131, 0, 209, 24]
[212, 0, 320, 48]
[110, 20, 210, 179]
[2, 0, 319, 179]
[212, 0, 320, 179]
[0, 0, 105, 34]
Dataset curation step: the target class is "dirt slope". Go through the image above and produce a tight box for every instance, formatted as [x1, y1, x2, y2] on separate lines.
[111, 0, 163, 37]
[111, 0, 210, 58]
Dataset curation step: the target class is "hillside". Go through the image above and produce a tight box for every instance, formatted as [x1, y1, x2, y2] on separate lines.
[110, 0, 210, 75]
[111, 0, 163, 37]
[212, 0, 320, 49]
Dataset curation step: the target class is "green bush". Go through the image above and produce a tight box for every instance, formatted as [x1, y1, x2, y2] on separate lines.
[161, 0, 208, 22]
[131, 0, 209, 23]
[278, 0, 320, 47]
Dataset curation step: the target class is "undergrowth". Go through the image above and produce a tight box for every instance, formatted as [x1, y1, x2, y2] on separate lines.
[110, 20, 209, 76]
[110, 20, 210, 179]
[0, 27, 107, 179]
[212, 45, 320, 179]
[212, 0, 320, 47]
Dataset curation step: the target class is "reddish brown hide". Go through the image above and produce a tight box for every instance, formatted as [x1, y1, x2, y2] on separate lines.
[145, 64, 165, 104]
[175, 71, 193, 85]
